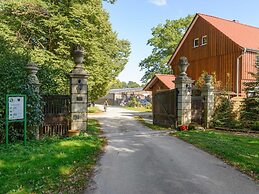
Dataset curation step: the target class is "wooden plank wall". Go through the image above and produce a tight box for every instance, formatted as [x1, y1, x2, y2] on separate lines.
[170, 17, 242, 93]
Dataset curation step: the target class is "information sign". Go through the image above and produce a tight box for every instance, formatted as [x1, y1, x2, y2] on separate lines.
[8, 96, 24, 120]
[5, 94, 27, 145]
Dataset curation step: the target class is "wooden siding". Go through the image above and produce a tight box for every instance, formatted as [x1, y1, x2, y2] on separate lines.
[170, 16, 243, 93]
[241, 52, 257, 92]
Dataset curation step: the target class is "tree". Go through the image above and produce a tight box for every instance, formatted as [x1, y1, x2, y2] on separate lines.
[240, 56, 259, 130]
[139, 15, 193, 83]
[0, 0, 130, 101]
[110, 80, 141, 89]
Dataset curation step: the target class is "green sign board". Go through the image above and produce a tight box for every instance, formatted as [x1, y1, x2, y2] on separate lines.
[5, 94, 27, 145]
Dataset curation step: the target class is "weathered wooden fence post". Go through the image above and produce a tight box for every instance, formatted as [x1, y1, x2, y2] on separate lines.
[174, 57, 194, 126]
[69, 46, 88, 132]
[201, 74, 214, 128]
[26, 62, 41, 139]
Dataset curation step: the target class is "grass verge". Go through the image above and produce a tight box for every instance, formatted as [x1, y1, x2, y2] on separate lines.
[88, 106, 102, 114]
[124, 106, 151, 112]
[0, 119, 105, 193]
[134, 116, 171, 131]
[173, 130, 259, 181]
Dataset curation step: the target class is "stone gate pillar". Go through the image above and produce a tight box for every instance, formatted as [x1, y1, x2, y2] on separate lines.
[202, 75, 214, 128]
[70, 46, 89, 132]
[174, 57, 194, 126]
[26, 62, 41, 139]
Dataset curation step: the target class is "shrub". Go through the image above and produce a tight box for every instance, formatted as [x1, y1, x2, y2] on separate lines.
[251, 121, 259, 131]
[0, 38, 43, 143]
[211, 96, 240, 129]
[127, 97, 141, 107]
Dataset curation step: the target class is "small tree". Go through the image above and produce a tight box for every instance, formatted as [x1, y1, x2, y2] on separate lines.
[240, 56, 259, 130]
[211, 96, 239, 128]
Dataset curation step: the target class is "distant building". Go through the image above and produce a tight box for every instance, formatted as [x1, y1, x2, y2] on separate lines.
[97, 87, 151, 105]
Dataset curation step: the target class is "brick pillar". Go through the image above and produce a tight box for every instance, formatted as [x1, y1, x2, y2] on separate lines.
[174, 57, 194, 126]
[70, 46, 89, 132]
[201, 74, 214, 128]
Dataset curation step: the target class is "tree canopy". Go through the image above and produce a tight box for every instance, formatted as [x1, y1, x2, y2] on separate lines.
[111, 79, 141, 89]
[139, 15, 193, 83]
[0, 0, 130, 101]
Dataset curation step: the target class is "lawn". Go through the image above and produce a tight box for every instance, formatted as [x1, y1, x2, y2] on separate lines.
[134, 116, 171, 131]
[124, 106, 151, 112]
[174, 130, 259, 180]
[0, 119, 104, 193]
[88, 106, 102, 113]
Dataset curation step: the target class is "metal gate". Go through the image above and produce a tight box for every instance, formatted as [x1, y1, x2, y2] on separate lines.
[39, 95, 70, 137]
[191, 89, 204, 125]
[153, 89, 177, 127]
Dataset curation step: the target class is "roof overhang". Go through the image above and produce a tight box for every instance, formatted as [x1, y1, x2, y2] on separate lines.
[143, 76, 158, 91]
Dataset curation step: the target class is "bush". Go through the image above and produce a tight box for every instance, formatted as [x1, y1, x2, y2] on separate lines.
[127, 97, 141, 107]
[211, 96, 239, 129]
[0, 38, 43, 143]
[251, 121, 259, 131]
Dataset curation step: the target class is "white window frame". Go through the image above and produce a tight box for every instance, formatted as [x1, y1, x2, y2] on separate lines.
[202, 35, 207, 46]
[193, 38, 199, 48]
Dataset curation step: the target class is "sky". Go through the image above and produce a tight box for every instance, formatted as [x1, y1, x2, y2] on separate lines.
[103, 0, 259, 84]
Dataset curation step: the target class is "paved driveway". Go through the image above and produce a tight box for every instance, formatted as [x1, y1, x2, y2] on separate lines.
[85, 106, 259, 194]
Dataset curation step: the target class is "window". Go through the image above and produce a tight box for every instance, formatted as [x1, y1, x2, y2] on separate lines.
[202, 35, 208, 45]
[193, 38, 199, 48]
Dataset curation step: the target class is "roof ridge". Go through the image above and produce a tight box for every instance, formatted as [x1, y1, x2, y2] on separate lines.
[198, 13, 259, 31]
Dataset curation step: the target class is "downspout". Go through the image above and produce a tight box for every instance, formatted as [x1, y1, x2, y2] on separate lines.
[236, 48, 247, 96]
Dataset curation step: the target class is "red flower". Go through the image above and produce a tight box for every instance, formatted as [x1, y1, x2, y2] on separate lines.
[179, 125, 188, 131]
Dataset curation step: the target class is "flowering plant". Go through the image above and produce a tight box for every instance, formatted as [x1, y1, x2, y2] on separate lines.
[179, 125, 188, 131]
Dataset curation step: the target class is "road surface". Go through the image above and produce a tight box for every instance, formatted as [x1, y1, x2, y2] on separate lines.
[85, 106, 259, 194]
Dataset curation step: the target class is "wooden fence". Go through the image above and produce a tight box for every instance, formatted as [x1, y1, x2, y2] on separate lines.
[39, 95, 70, 137]
[153, 89, 177, 127]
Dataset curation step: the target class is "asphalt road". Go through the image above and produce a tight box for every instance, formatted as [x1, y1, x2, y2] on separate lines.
[85, 106, 259, 194]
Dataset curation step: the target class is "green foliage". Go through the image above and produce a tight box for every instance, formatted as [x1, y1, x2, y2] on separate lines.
[195, 71, 221, 90]
[0, 37, 43, 143]
[127, 97, 141, 107]
[0, 122, 104, 193]
[0, 0, 130, 101]
[240, 59, 259, 130]
[211, 96, 239, 129]
[111, 79, 141, 89]
[139, 15, 193, 82]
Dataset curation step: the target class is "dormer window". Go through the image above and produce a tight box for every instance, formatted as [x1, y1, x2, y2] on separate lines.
[193, 38, 199, 48]
[202, 35, 207, 45]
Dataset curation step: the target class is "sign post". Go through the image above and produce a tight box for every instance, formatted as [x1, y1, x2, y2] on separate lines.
[5, 94, 27, 145]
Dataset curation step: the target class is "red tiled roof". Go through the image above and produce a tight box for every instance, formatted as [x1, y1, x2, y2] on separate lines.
[143, 74, 176, 91]
[198, 13, 259, 50]
[156, 74, 176, 89]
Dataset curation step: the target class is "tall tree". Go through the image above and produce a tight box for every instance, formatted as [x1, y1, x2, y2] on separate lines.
[139, 15, 193, 82]
[0, 0, 130, 101]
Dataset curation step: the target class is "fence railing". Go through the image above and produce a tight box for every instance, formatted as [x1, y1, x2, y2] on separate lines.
[39, 95, 70, 137]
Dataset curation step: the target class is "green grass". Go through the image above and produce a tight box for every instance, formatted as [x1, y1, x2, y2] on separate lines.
[124, 106, 151, 112]
[174, 130, 259, 180]
[0, 119, 105, 193]
[88, 106, 102, 113]
[134, 116, 171, 131]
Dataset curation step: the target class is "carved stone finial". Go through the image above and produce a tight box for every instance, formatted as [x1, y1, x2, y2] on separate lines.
[26, 62, 40, 86]
[73, 44, 84, 65]
[178, 56, 190, 76]
[204, 74, 212, 86]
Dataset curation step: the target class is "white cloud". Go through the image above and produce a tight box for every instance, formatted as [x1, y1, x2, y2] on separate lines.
[149, 0, 167, 6]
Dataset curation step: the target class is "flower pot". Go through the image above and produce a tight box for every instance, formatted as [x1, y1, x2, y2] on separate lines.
[68, 130, 80, 137]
